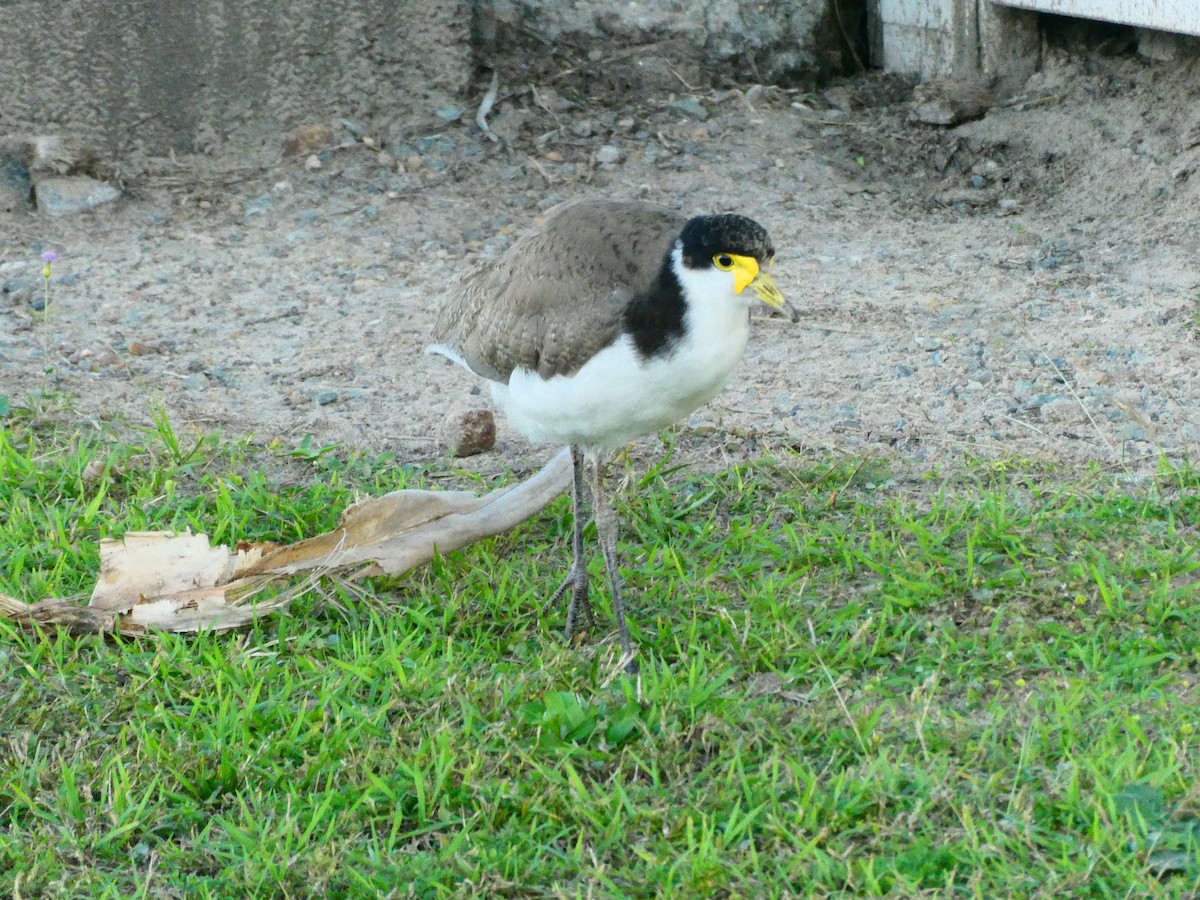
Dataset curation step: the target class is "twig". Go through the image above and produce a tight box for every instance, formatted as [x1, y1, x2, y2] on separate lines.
[998, 413, 1048, 436]
[245, 305, 303, 326]
[806, 618, 869, 756]
[550, 47, 646, 82]
[665, 62, 697, 93]
[525, 155, 554, 183]
[476, 70, 501, 143]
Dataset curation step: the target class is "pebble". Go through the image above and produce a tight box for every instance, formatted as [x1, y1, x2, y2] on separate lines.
[35, 176, 121, 217]
[243, 194, 273, 217]
[664, 98, 709, 121]
[1120, 424, 1148, 442]
[128, 341, 155, 356]
[316, 390, 338, 406]
[0, 154, 32, 212]
[443, 408, 495, 457]
[81, 458, 107, 485]
[84, 347, 120, 367]
[1039, 397, 1086, 424]
[595, 145, 623, 165]
[823, 86, 854, 113]
[283, 124, 336, 157]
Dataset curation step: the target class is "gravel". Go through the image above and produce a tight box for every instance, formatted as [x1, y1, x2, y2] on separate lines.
[2, 58, 1199, 479]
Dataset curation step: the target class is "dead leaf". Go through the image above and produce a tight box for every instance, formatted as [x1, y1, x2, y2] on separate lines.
[1, 449, 573, 636]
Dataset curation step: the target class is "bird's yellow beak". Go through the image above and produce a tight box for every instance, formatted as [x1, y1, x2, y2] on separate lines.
[730, 255, 798, 323]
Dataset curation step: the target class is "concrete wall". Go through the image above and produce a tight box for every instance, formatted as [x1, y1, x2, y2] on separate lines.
[872, 0, 1039, 82]
[874, 0, 1199, 83]
[0, 0, 858, 169]
[0, 0, 473, 165]
[479, 0, 867, 88]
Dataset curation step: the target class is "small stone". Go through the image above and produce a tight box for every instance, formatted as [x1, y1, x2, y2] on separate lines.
[304, 154, 322, 171]
[88, 347, 120, 367]
[25, 134, 75, 174]
[243, 194, 273, 217]
[915, 336, 945, 351]
[664, 98, 709, 120]
[1120, 424, 1148, 442]
[533, 86, 576, 114]
[1039, 397, 1086, 424]
[444, 409, 495, 457]
[3, 277, 35, 306]
[283, 124, 336, 157]
[571, 119, 595, 138]
[823, 86, 854, 112]
[35, 176, 121, 217]
[0, 153, 32, 213]
[316, 391, 338, 406]
[436, 106, 463, 122]
[81, 458, 107, 484]
[911, 79, 994, 126]
[595, 144, 623, 165]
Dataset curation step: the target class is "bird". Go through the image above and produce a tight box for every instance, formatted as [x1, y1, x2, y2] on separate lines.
[428, 199, 796, 670]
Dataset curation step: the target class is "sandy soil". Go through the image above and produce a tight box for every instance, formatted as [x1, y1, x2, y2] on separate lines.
[3, 51, 1199, 479]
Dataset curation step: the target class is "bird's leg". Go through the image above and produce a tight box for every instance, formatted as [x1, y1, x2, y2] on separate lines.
[543, 445, 595, 639]
[590, 455, 638, 673]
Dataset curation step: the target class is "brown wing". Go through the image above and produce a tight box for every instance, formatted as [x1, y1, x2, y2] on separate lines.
[431, 201, 686, 382]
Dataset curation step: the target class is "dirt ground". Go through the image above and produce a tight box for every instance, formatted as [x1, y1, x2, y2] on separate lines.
[3, 49, 1199, 480]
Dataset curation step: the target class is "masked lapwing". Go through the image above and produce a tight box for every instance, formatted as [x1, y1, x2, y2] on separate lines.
[428, 199, 796, 670]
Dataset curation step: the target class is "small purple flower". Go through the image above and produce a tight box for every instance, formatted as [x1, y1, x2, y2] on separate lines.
[41, 251, 57, 262]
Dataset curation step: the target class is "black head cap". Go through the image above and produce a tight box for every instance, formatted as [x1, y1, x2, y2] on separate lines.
[678, 214, 775, 269]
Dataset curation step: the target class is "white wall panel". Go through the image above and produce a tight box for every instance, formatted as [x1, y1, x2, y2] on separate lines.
[993, 0, 1200, 35]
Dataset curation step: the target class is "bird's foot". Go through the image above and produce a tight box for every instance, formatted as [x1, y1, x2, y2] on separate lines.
[543, 565, 595, 641]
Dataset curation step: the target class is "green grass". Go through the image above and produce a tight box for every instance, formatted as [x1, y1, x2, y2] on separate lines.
[3, 407, 1200, 897]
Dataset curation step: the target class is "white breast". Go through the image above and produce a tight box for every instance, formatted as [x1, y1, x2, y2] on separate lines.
[494, 249, 754, 450]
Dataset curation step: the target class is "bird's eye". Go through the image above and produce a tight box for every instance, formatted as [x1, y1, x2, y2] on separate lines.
[714, 253, 734, 270]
